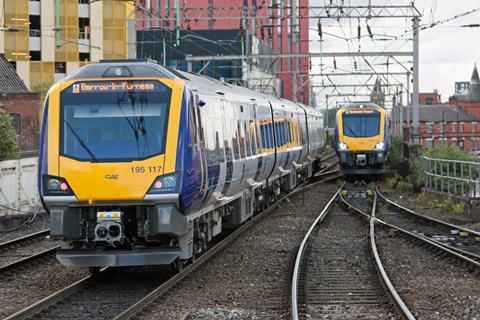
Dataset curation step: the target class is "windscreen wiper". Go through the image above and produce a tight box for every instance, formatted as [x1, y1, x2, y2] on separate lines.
[64, 120, 99, 163]
[343, 122, 358, 138]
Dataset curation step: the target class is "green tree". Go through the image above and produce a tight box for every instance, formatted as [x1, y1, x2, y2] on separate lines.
[324, 107, 339, 128]
[0, 107, 19, 160]
[387, 134, 404, 170]
[31, 79, 53, 96]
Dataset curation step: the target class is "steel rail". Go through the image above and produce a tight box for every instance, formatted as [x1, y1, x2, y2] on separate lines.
[375, 217, 480, 268]
[369, 192, 417, 320]
[0, 247, 58, 272]
[291, 185, 342, 320]
[376, 187, 480, 237]
[376, 187, 480, 262]
[4, 269, 107, 320]
[341, 191, 480, 268]
[0, 229, 59, 272]
[0, 229, 50, 249]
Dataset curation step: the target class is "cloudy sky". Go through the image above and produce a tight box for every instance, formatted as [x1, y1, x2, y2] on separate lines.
[309, 0, 480, 107]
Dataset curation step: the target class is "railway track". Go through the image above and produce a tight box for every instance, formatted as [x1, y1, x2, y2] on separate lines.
[0, 229, 58, 272]
[375, 187, 480, 266]
[5, 161, 340, 320]
[291, 185, 412, 320]
[339, 186, 480, 319]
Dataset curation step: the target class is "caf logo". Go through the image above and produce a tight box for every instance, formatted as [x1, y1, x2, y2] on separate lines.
[72, 84, 80, 93]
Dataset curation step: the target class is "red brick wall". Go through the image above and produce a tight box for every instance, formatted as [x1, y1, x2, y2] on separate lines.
[0, 93, 40, 152]
[415, 121, 480, 151]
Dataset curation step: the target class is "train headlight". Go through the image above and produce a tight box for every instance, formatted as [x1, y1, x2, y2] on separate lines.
[375, 142, 385, 150]
[338, 142, 349, 150]
[43, 175, 74, 196]
[148, 173, 179, 194]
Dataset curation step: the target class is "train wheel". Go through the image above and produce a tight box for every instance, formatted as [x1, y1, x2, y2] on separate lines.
[171, 259, 184, 273]
[88, 267, 101, 274]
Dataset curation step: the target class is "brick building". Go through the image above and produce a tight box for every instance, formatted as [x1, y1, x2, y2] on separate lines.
[0, 54, 40, 152]
[403, 104, 480, 151]
[410, 91, 442, 105]
[449, 64, 480, 118]
[135, 0, 310, 104]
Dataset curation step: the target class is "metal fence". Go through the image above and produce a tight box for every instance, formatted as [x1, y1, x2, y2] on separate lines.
[421, 155, 480, 198]
[0, 156, 40, 216]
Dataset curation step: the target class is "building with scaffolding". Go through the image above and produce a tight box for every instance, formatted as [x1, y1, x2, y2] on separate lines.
[0, 0, 136, 89]
[135, 0, 310, 105]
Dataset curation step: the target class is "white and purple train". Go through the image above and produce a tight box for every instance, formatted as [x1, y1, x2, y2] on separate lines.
[39, 60, 324, 269]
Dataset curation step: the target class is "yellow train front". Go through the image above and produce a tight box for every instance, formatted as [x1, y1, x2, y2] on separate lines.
[334, 103, 389, 176]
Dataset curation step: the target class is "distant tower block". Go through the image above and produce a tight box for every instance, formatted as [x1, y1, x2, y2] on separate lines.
[370, 78, 385, 108]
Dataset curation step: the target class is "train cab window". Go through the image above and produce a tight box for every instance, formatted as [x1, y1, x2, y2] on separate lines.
[342, 110, 380, 138]
[60, 80, 171, 162]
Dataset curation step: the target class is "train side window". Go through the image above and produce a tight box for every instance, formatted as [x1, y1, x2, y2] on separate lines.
[250, 120, 257, 155]
[189, 94, 198, 144]
[215, 131, 224, 163]
[273, 123, 278, 147]
[278, 121, 285, 146]
[225, 138, 233, 162]
[285, 121, 290, 145]
[276, 122, 283, 147]
[238, 121, 246, 158]
[265, 123, 270, 148]
[244, 121, 252, 157]
[232, 119, 240, 159]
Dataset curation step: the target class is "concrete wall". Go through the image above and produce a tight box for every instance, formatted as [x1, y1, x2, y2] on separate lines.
[0, 156, 40, 216]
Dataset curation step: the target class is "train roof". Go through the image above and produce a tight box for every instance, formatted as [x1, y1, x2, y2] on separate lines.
[66, 60, 176, 80]
[342, 102, 382, 109]
[64, 60, 320, 114]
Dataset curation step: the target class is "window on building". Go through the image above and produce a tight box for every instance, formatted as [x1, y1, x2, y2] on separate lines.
[30, 51, 41, 61]
[29, 15, 40, 36]
[425, 98, 433, 105]
[473, 122, 477, 133]
[452, 122, 457, 133]
[460, 122, 465, 133]
[79, 17, 90, 39]
[79, 52, 90, 61]
[55, 62, 66, 74]
[426, 122, 433, 134]
[9, 114, 20, 134]
[78, 0, 89, 3]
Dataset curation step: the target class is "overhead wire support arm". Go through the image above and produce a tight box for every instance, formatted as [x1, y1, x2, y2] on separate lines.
[311, 5, 421, 19]
[185, 51, 413, 62]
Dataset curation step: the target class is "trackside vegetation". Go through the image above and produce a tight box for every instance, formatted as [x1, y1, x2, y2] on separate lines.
[0, 107, 19, 160]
